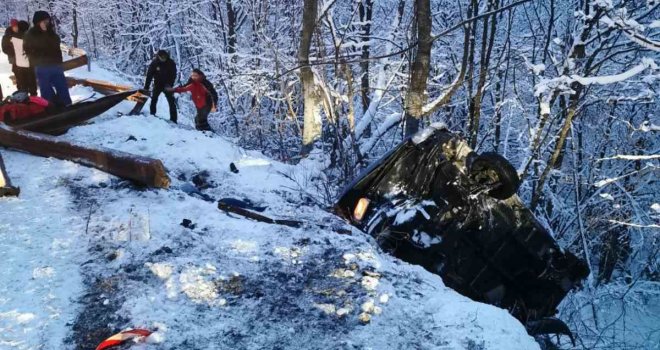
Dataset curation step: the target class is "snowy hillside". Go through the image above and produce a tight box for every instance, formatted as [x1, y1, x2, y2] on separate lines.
[0, 57, 540, 349]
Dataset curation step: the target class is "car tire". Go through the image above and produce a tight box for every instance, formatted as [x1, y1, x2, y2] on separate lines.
[468, 152, 520, 200]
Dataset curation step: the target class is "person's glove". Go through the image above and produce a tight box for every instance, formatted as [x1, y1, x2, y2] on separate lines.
[165, 87, 175, 92]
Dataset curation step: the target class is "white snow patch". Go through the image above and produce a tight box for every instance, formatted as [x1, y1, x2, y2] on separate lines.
[412, 122, 448, 144]
[0, 311, 36, 324]
[412, 231, 442, 248]
[147, 262, 174, 280]
[230, 239, 258, 253]
[361, 275, 380, 291]
[179, 266, 222, 305]
[571, 58, 657, 85]
[599, 193, 615, 201]
[651, 203, 660, 213]
[31, 266, 55, 279]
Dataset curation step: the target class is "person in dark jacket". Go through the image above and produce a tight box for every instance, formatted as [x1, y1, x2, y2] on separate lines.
[2, 19, 18, 70]
[144, 50, 178, 123]
[11, 21, 38, 96]
[23, 11, 71, 106]
[166, 69, 218, 131]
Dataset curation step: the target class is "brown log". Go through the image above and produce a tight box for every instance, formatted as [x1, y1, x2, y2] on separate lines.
[0, 124, 170, 188]
[128, 99, 147, 115]
[60, 43, 89, 72]
[62, 55, 89, 71]
[0, 152, 20, 197]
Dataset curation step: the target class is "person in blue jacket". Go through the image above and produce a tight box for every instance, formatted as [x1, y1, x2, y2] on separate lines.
[23, 11, 72, 106]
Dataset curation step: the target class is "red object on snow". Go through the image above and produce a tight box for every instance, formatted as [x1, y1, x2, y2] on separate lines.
[0, 101, 48, 123]
[29, 96, 49, 107]
[95, 329, 152, 350]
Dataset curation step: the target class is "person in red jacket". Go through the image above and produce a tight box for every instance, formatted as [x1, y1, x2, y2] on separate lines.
[166, 69, 218, 131]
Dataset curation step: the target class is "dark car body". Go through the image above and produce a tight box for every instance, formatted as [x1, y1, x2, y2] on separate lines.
[335, 125, 589, 333]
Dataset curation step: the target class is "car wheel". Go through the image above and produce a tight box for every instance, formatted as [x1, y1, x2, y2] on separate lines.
[468, 152, 520, 200]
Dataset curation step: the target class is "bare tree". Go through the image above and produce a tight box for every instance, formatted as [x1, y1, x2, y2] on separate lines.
[299, 0, 321, 156]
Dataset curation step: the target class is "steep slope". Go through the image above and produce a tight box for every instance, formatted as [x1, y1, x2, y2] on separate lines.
[0, 55, 539, 350]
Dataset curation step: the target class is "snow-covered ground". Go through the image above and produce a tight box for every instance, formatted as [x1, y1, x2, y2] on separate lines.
[0, 55, 540, 349]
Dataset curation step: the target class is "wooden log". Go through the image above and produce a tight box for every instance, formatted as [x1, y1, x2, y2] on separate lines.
[0, 124, 170, 188]
[62, 55, 89, 71]
[59, 43, 89, 72]
[65, 77, 134, 92]
[128, 99, 147, 115]
[0, 152, 20, 197]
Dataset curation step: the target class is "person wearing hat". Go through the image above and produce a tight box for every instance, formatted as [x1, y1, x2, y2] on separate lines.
[166, 69, 218, 131]
[1, 19, 19, 70]
[144, 50, 178, 123]
[10, 21, 38, 96]
[23, 11, 72, 106]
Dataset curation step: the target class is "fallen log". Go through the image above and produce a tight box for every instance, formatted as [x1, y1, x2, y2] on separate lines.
[0, 152, 20, 197]
[60, 44, 90, 72]
[0, 124, 170, 188]
[128, 98, 147, 115]
[62, 54, 89, 71]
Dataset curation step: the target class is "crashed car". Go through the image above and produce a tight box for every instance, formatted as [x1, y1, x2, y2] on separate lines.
[335, 124, 589, 339]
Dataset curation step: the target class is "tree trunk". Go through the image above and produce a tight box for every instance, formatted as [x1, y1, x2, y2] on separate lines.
[0, 124, 170, 188]
[358, 0, 373, 113]
[468, 0, 498, 148]
[493, 70, 503, 152]
[404, 0, 432, 137]
[71, 0, 79, 48]
[299, 0, 321, 156]
[226, 0, 237, 55]
[530, 85, 582, 209]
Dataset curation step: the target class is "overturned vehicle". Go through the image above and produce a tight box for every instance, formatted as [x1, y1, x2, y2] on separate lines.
[335, 124, 589, 340]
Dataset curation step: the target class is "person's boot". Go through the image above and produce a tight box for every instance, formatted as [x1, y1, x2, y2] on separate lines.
[149, 101, 158, 117]
[196, 122, 212, 131]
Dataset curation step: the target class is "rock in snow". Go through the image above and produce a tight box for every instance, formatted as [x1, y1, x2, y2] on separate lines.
[0, 54, 539, 349]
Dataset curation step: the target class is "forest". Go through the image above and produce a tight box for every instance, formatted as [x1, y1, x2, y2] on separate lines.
[1, 0, 658, 348]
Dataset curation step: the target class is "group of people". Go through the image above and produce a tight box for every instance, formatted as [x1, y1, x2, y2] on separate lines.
[2, 11, 219, 131]
[2, 11, 71, 106]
